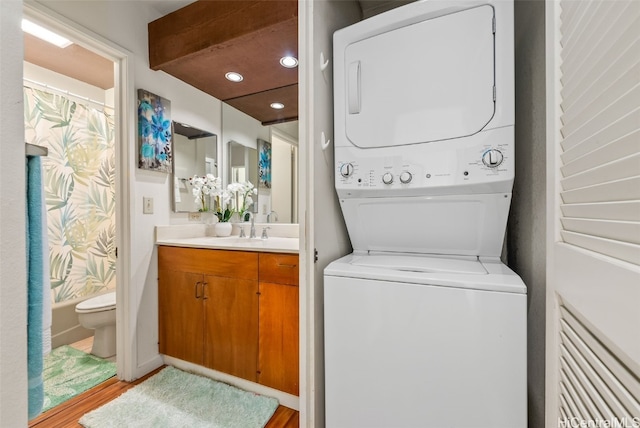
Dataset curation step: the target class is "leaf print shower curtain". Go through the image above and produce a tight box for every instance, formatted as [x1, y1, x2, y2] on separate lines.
[24, 86, 116, 303]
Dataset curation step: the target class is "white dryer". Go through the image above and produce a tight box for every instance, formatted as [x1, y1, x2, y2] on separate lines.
[325, 1, 527, 427]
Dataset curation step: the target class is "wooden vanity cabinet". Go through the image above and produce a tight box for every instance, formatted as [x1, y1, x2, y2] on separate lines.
[158, 246, 259, 381]
[258, 253, 300, 395]
[158, 246, 299, 394]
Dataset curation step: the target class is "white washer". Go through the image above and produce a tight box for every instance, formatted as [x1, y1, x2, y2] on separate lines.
[325, 255, 527, 428]
[325, 0, 526, 426]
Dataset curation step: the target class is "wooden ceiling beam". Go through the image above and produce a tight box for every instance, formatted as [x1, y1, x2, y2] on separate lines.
[148, 0, 298, 70]
[148, 0, 299, 123]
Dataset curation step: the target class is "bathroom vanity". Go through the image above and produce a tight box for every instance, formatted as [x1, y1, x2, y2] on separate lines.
[156, 226, 299, 396]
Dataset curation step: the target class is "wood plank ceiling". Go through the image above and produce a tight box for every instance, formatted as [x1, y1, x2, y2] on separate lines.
[148, 0, 298, 125]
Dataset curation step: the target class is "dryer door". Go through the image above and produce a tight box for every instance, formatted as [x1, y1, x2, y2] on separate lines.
[343, 5, 495, 148]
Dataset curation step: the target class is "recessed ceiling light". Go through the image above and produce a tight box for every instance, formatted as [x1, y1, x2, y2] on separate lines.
[270, 102, 285, 110]
[22, 19, 73, 48]
[225, 72, 243, 82]
[279, 56, 298, 68]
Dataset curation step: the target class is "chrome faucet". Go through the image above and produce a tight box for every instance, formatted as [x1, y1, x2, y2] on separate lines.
[261, 226, 271, 240]
[267, 210, 278, 223]
[243, 211, 256, 239]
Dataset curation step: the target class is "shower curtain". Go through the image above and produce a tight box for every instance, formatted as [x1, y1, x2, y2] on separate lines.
[23, 85, 116, 304]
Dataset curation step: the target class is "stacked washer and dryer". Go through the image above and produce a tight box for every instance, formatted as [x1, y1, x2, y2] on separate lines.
[324, 1, 527, 427]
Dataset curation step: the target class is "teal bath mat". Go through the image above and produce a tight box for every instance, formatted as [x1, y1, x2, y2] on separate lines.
[43, 345, 116, 412]
[79, 366, 279, 428]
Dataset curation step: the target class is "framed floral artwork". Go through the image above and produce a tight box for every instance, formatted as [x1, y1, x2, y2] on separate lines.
[137, 89, 172, 173]
[258, 138, 272, 189]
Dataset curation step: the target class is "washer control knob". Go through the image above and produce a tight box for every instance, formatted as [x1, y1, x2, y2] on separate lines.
[340, 163, 354, 177]
[382, 172, 394, 184]
[400, 171, 413, 184]
[482, 149, 504, 168]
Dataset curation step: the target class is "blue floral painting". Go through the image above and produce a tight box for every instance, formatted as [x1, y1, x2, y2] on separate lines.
[258, 139, 271, 189]
[137, 89, 172, 173]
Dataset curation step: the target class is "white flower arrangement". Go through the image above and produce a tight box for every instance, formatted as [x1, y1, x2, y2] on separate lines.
[189, 176, 257, 222]
[228, 181, 258, 216]
[188, 174, 219, 212]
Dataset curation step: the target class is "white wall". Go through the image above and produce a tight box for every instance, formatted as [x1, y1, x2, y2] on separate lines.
[510, 1, 547, 427]
[299, 0, 361, 424]
[0, 2, 28, 425]
[29, 0, 223, 378]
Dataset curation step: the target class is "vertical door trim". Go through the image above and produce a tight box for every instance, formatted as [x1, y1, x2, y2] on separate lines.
[545, 0, 563, 425]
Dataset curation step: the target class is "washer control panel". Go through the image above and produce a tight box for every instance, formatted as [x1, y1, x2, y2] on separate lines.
[336, 139, 513, 192]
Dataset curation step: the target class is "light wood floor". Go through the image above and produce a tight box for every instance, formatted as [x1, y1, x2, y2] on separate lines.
[30, 338, 299, 427]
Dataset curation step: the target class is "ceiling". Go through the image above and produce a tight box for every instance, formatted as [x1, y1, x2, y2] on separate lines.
[149, 0, 197, 16]
[148, 0, 298, 125]
[24, 1, 409, 124]
[24, 1, 198, 90]
[24, 33, 115, 90]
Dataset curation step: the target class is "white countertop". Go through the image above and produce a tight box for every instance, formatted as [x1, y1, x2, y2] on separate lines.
[157, 236, 299, 254]
[155, 224, 299, 254]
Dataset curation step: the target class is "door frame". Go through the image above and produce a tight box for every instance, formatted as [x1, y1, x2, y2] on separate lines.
[23, 2, 135, 380]
[544, 0, 640, 425]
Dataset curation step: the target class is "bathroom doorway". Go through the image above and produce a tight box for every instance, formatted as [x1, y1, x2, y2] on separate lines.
[22, 4, 131, 415]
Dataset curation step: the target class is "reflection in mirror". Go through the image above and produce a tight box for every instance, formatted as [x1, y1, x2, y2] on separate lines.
[229, 140, 258, 187]
[228, 140, 258, 214]
[172, 122, 217, 212]
[222, 104, 298, 223]
[263, 123, 298, 223]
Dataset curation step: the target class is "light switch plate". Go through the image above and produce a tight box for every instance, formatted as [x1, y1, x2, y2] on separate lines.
[143, 197, 153, 214]
[188, 212, 201, 221]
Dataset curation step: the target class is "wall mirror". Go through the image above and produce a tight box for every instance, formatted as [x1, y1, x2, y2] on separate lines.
[223, 104, 298, 224]
[172, 121, 218, 213]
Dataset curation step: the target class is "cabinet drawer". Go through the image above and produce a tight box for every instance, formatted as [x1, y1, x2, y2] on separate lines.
[259, 253, 299, 286]
[159, 246, 258, 280]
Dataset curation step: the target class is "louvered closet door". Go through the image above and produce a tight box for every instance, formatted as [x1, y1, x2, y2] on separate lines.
[547, 0, 640, 426]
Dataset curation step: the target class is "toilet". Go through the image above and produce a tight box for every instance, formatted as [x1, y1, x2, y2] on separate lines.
[75, 291, 116, 358]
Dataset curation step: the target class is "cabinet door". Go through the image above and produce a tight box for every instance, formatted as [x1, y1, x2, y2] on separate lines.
[258, 281, 299, 395]
[203, 275, 259, 381]
[259, 253, 299, 285]
[158, 269, 204, 365]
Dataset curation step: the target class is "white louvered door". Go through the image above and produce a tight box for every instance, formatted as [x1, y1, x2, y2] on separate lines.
[546, 0, 640, 426]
